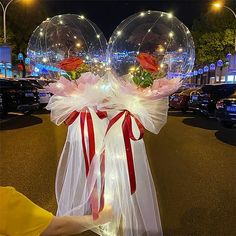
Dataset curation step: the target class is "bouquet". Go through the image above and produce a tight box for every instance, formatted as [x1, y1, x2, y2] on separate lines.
[39, 10, 195, 236]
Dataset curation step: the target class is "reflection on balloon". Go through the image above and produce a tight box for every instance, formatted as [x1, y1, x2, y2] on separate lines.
[107, 10, 195, 88]
[27, 14, 107, 78]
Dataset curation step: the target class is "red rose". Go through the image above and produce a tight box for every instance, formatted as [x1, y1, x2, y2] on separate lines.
[57, 57, 83, 71]
[136, 53, 160, 73]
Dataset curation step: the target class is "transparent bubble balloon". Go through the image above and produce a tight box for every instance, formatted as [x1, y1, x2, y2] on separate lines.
[27, 14, 107, 78]
[107, 11, 195, 83]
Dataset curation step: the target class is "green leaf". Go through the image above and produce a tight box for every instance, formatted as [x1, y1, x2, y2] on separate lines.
[133, 76, 141, 85]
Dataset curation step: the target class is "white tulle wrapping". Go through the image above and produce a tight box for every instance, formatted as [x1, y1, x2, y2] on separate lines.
[54, 108, 107, 217]
[46, 72, 169, 236]
[99, 107, 167, 236]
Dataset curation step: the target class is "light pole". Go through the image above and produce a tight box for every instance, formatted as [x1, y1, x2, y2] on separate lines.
[0, 0, 32, 78]
[0, 0, 16, 44]
[212, 2, 236, 51]
[0, 0, 32, 44]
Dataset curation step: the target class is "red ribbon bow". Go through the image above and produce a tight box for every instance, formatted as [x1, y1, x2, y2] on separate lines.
[65, 109, 107, 176]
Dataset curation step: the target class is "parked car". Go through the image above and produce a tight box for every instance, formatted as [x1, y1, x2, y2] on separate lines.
[188, 83, 236, 117]
[24, 79, 52, 107]
[215, 91, 236, 128]
[0, 79, 40, 117]
[169, 88, 199, 112]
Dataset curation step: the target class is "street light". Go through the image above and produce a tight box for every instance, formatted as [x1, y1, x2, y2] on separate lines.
[212, 1, 236, 51]
[0, 0, 33, 44]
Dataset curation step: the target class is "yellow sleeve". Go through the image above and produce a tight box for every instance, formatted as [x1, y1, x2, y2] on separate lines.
[0, 187, 54, 236]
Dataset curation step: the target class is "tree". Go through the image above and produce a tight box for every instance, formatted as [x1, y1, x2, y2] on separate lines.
[191, 10, 236, 66]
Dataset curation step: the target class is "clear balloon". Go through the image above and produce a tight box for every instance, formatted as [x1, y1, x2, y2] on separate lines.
[27, 14, 107, 78]
[107, 11, 195, 87]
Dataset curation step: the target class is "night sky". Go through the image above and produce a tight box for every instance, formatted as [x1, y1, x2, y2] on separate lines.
[44, 0, 217, 38]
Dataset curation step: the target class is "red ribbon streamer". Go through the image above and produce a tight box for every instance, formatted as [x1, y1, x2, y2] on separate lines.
[64, 108, 107, 220]
[64, 108, 144, 219]
[89, 150, 105, 220]
[106, 110, 144, 194]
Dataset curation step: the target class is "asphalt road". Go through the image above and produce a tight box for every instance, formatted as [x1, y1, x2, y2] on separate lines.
[0, 110, 236, 236]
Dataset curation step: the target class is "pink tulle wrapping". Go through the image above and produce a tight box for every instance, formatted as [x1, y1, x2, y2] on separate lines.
[46, 72, 101, 96]
[119, 77, 182, 99]
[151, 77, 182, 98]
[46, 71, 181, 101]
